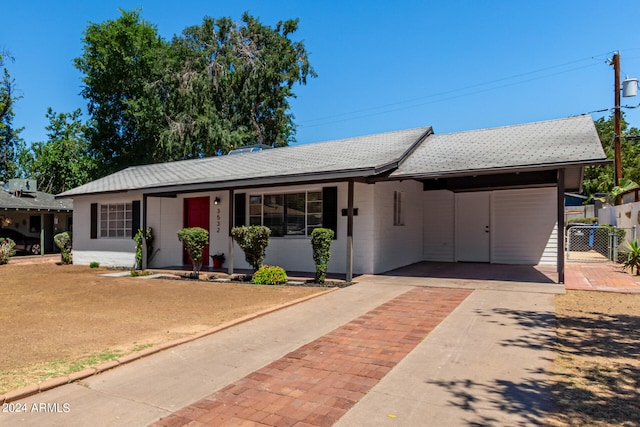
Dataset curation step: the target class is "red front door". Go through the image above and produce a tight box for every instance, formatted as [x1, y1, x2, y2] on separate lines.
[183, 197, 210, 266]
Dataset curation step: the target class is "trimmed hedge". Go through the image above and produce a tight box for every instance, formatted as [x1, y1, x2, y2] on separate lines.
[231, 225, 271, 271]
[54, 231, 72, 265]
[311, 228, 334, 284]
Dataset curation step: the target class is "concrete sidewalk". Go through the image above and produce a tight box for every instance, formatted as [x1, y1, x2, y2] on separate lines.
[1, 279, 555, 427]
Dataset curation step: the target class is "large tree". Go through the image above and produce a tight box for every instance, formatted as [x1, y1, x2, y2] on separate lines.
[74, 9, 167, 176]
[0, 52, 23, 181]
[158, 13, 316, 159]
[582, 113, 640, 198]
[19, 108, 96, 194]
[74, 10, 315, 176]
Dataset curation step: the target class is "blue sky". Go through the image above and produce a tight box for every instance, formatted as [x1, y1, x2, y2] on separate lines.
[2, 0, 640, 147]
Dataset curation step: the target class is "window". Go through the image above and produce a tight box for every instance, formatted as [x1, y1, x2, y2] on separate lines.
[100, 203, 133, 238]
[393, 191, 405, 226]
[249, 191, 322, 237]
[29, 216, 41, 233]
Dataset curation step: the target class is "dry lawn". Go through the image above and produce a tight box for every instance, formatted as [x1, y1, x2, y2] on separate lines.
[0, 263, 323, 394]
[547, 290, 640, 427]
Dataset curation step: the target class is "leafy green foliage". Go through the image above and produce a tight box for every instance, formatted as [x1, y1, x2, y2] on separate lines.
[53, 231, 72, 265]
[177, 227, 209, 276]
[0, 53, 23, 182]
[582, 113, 640, 199]
[622, 240, 640, 275]
[310, 228, 334, 284]
[567, 217, 598, 225]
[133, 227, 155, 270]
[252, 265, 288, 285]
[74, 9, 316, 177]
[231, 225, 271, 271]
[0, 237, 16, 264]
[74, 9, 168, 176]
[19, 108, 96, 194]
[89, 261, 100, 268]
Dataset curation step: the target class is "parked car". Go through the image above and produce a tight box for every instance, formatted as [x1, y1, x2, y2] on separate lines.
[0, 228, 41, 255]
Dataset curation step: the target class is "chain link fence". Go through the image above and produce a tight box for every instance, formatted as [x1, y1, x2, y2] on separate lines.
[566, 224, 633, 262]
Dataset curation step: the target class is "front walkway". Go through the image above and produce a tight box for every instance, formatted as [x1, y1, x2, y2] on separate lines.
[565, 261, 640, 293]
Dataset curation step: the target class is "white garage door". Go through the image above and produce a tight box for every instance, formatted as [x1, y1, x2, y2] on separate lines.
[424, 187, 557, 266]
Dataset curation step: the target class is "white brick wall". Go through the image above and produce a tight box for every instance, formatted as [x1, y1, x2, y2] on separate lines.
[372, 180, 424, 273]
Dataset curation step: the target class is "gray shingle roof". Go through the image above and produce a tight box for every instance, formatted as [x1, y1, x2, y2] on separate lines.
[58, 126, 431, 197]
[58, 116, 607, 198]
[392, 116, 605, 178]
[0, 190, 73, 211]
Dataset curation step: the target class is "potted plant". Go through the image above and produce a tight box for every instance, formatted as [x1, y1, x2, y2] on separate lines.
[211, 253, 225, 269]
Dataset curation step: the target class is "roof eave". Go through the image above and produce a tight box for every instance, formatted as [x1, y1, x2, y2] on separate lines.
[59, 168, 381, 198]
[388, 158, 611, 181]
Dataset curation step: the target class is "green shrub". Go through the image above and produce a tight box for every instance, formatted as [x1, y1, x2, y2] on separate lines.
[231, 225, 271, 271]
[0, 237, 16, 265]
[621, 240, 640, 275]
[133, 227, 155, 270]
[89, 261, 100, 268]
[177, 227, 210, 276]
[310, 228, 334, 284]
[54, 231, 72, 265]
[130, 269, 151, 277]
[252, 265, 288, 285]
[567, 217, 598, 225]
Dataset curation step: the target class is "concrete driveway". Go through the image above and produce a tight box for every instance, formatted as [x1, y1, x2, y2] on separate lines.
[1, 267, 557, 427]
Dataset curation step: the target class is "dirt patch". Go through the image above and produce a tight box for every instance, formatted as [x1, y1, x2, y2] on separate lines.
[0, 263, 324, 394]
[546, 290, 640, 426]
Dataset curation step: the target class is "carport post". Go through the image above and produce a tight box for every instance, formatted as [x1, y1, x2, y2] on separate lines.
[346, 179, 354, 282]
[557, 168, 565, 284]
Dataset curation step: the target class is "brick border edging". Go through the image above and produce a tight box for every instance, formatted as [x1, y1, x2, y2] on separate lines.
[0, 287, 338, 404]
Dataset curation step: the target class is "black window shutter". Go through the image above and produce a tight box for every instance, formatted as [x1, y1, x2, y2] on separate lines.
[90, 203, 98, 239]
[322, 186, 338, 239]
[132, 200, 141, 235]
[234, 193, 246, 227]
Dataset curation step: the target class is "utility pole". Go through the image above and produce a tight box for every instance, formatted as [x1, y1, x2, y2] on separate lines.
[613, 52, 622, 187]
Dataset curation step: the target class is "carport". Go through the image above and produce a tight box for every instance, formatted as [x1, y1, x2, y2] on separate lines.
[386, 117, 610, 284]
[369, 261, 564, 294]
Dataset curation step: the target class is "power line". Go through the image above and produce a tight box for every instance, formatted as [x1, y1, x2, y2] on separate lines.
[298, 49, 635, 128]
[300, 60, 603, 129]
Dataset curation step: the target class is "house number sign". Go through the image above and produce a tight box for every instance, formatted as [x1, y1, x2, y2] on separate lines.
[216, 208, 221, 233]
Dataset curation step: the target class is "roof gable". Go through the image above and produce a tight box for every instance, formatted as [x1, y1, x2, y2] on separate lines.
[392, 116, 606, 178]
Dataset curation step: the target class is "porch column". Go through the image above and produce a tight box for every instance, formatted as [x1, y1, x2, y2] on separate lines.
[228, 188, 234, 274]
[557, 169, 565, 284]
[346, 179, 354, 282]
[40, 212, 44, 255]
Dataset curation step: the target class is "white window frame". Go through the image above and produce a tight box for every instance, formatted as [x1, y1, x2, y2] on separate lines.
[99, 203, 133, 238]
[249, 190, 322, 237]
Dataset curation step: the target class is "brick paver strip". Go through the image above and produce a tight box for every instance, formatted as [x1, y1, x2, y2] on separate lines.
[152, 287, 472, 427]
